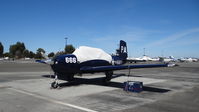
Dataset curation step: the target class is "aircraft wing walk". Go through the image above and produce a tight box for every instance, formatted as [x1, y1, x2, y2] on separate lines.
[80, 63, 169, 73]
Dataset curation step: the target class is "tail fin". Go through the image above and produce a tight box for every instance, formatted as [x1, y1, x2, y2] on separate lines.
[116, 40, 128, 60]
[112, 40, 128, 65]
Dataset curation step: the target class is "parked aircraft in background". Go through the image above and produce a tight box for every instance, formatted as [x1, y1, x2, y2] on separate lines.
[36, 40, 172, 88]
[128, 55, 178, 63]
[179, 57, 198, 62]
[159, 56, 176, 62]
[127, 55, 160, 63]
[126, 57, 146, 63]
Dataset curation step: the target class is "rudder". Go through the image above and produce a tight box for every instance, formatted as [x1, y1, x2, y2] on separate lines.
[112, 40, 128, 65]
[117, 40, 128, 60]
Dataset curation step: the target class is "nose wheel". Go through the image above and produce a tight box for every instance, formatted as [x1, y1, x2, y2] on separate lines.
[51, 81, 59, 88]
[51, 74, 59, 89]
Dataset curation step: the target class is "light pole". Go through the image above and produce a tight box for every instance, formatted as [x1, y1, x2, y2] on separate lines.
[65, 37, 68, 47]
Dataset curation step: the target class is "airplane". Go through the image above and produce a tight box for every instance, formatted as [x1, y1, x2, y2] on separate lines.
[36, 40, 172, 88]
[179, 57, 198, 62]
[159, 56, 176, 62]
[127, 55, 162, 63]
[126, 57, 146, 63]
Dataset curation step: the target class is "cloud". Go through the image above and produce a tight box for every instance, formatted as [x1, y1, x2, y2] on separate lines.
[168, 35, 199, 47]
[146, 28, 199, 48]
[91, 27, 162, 43]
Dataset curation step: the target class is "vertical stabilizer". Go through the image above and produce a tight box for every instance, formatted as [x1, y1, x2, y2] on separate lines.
[116, 40, 128, 60]
[112, 40, 128, 65]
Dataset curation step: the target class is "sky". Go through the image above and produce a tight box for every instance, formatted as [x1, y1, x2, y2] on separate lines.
[0, 0, 199, 58]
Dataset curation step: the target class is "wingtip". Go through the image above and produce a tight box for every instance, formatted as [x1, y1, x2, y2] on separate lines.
[167, 63, 178, 67]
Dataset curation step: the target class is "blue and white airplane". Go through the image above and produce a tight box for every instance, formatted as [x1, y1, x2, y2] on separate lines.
[36, 40, 170, 88]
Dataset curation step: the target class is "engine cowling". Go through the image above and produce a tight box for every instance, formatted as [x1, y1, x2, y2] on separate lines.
[51, 54, 80, 75]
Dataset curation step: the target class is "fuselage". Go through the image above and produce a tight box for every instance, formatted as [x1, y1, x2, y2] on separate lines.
[51, 54, 113, 76]
[50, 40, 127, 80]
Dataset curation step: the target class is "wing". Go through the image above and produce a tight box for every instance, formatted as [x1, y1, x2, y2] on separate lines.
[80, 63, 170, 73]
[36, 60, 47, 64]
[35, 59, 53, 65]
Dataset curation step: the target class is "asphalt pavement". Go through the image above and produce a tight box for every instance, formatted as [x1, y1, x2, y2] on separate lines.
[0, 61, 199, 112]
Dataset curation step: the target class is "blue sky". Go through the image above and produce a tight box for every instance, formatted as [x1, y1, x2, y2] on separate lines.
[0, 0, 199, 58]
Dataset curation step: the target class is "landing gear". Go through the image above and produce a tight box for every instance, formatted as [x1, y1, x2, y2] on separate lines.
[103, 71, 113, 84]
[51, 74, 59, 89]
[51, 73, 75, 89]
[51, 81, 59, 88]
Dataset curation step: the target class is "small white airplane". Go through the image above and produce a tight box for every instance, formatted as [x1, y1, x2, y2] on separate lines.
[126, 57, 147, 63]
[159, 56, 176, 62]
[179, 57, 198, 62]
[127, 55, 159, 63]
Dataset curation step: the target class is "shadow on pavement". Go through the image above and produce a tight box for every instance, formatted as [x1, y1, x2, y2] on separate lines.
[42, 74, 170, 93]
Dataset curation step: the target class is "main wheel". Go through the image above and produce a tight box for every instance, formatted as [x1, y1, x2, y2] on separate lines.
[103, 71, 113, 84]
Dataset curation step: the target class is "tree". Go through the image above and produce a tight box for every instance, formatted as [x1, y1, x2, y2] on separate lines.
[23, 49, 30, 58]
[37, 48, 45, 54]
[9, 42, 26, 58]
[48, 52, 55, 58]
[34, 53, 43, 59]
[65, 45, 75, 54]
[35, 48, 45, 59]
[29, 51, 35, 58]
[55, 51, 65, 57]
[3, 52, 10, 57]
[0, 42, 3, 57]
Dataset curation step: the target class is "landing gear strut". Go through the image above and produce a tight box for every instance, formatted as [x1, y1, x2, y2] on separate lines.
[51, 74, 59, 89]
[104, 71, 113, 84]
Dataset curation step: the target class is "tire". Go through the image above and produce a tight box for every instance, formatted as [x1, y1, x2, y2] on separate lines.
[51, 82, 58, 88]
[104, 71, 113, 83]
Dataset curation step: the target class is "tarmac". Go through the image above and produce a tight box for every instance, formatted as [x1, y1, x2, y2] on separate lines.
[0, 61, 199, 112]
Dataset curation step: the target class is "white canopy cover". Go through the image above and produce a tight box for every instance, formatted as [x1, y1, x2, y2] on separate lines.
[72, 46, 112, 63]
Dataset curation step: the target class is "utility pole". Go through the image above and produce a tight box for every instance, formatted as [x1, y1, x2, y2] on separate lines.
[143, 48, 146, 56]
[65, 37, 68, 47]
